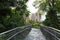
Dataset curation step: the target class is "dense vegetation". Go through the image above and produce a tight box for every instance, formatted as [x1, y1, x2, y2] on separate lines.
[0, 0, 29, 32]
[29, 20, 40, 28]
[1, 0, 60, 33]
[34, 0, 60, 29]
[42, 0, 60, 29]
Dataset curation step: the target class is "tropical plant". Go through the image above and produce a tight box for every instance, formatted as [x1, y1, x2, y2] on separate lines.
[34, 0, 60, 29]
[0, 0, 29, 32]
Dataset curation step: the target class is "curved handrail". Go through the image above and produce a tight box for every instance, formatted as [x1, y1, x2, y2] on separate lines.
[0, 25, 32, 40]
[41, 26, 60, 34]
[41, 27, 60, 40]
[7, 27, 31, 40]
[0, 25, 31, 35]
[40, 25, 60, 33]
[40, 25, 60, 40]
[47, 27, 60, 33]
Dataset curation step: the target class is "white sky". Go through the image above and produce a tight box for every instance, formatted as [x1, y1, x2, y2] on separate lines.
[26, 0, 46, 21]
[26, 0, 38, 13]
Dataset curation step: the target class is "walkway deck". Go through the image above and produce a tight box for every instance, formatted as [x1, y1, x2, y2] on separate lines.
[24, 28, 46, 40]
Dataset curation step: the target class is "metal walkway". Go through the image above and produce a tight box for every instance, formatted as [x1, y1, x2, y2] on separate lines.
[24, 28, 46, 40]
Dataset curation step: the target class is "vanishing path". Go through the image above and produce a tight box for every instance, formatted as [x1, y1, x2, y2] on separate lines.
[24, 28, 46, 40]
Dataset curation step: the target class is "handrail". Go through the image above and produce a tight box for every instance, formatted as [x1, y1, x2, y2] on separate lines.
[7, 27, 30, 40]
[0, 25, 31, 35]
[0, 25, 32, 40]
[40, 25, 60, 33]
[41, 27, 60, 40]
[48, 27, 60, 33]
[41, 26, 60, 34]
[40, 25, 60, 40]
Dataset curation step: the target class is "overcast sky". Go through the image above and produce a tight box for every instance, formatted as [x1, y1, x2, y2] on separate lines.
[26, 0, 38, 13]
[26, 0, 46, 21]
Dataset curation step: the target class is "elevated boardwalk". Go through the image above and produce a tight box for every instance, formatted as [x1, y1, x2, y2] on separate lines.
[0, 25, 60, 40]
[24, 28, 46, 40]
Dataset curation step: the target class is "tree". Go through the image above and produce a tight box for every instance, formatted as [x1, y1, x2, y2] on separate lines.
[34, 0, 60, 29]
[0, 0, 29, 32]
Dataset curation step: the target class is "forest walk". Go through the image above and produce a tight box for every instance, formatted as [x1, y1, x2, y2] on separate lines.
[24, 28, 46, 40]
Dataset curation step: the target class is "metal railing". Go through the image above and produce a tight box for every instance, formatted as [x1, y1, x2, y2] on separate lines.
[0, 25, 32, 40]
[40, 26, 60, 40]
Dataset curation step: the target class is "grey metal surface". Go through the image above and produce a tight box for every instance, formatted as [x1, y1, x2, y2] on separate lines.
[40, 26, 60, 40]
[24, 28, 46, 40]
[0, 25, 32, 40]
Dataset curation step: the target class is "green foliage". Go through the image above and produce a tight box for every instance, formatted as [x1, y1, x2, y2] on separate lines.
[34, 0, 60, 29]
[0, 8, 11, 16]
[29, 20, 39, 28]
[0, 24, 6, 32]
[43, 9, 60, 29]
[36, 0, 60, 12]
[25, 10, 30, 17]
[0, 0, 29, 32]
